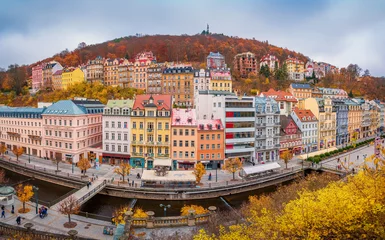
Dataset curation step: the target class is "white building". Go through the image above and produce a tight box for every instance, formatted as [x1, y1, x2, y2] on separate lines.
[260, 54, 279, 72]
[193, 69, 211, 94]
[102, 99, 134, 164]
[291, 108, 319, 153]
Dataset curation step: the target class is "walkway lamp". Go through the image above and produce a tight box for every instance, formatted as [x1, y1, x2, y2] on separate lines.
[32, 186, 39, 214]
[159, 204, 171, 217]
[28, 153, 31, 164]
[215, 161, 218, 182]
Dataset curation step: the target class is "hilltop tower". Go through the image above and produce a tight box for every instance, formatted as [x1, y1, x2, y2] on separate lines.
[207, 24, 209, 35]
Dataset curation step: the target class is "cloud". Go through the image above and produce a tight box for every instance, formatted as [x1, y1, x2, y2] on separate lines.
[0, 0, 384, 76]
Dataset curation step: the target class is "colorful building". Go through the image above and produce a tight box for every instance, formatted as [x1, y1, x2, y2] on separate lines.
[42, 98, 104, 163]
[233, 52, 257, 78]
[130, 95, 172, 169]
[42, 61, 63, 90]
[207, 52, 226, 70]
[133, 52, 155, 90]
[301, 98, 336, 149]
[344, 99, 361, 142]
[52, 70, 63, 90]
[260, 88, 297, 116]
[104, 58, 121, 86]
[210, 69, 232, 92]
[147, 62, 166, 94]
[332, 99, 349, 146]
[102, 99, 134, 165]
[291, 108, 318, 153]
[193, 69, 211, 95]
[319, 88, 348, 99]
[32, 64, 45, 92]
[171, 108, 198, 170]
[197, 119, 224, 169]
[288, 83, 312, 99]
[61, 68, 85, 90]
[162, 66, 194, 107]
[279, 115, 302, 155]
[118, 59, 134, 88]
[260, 54, 279, 72]
[285, 58, 304, 81]
[86, 56, 104, 84]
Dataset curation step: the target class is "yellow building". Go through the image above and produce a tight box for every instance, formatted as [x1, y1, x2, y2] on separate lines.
[285, 58, 305, 81]
[62, 68, 85, 90]
[210, 70, 232, 92]
[131, 95, 173, 169]
[52, 70, 63, 90]
[301, 98, 336, 150]
[344, 99, 361, 142]
[369, 103, 379, 137]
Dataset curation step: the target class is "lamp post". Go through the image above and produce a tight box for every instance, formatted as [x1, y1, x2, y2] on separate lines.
[72, 159, 74, 174]
[32, 186, 39, 214]
[159, 204, 171, 217]
[215, 161, 218, 182]
[28, 153, 31, 164]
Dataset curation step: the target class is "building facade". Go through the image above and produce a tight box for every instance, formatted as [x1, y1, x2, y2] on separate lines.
[193, 69, 211, 95]
[210, 70, 232, 92]
[118, 59, 134, 88]
[233, 52, 257, 78]
[52, 70, 63, 90]
[285, 58, 304, 81]
[260, 88, 297, 116]
[133, 52, 155, 90]
[162, 67, 194, 107]
[42, 98, 104, 163]
[171, 109, 197, 170]
[42, 61, 63, 90]
[291, 108, 318, 153]
[332, 99, 349, 146]
[147, 62, 166, 94]
[130, 95, 172, 169]
[260, 54, 279, 72]
[320, 88, 348, 99]
[279, 115, 302, 155]
[86, 56, 104, 84]
[62, 68, 85, 90]
[196, 119, 225, 169]
[104, 58, 121, 86]
[32, 64, 45, 92]
[207, 52, 226, 69]
[288, 83, 312, 99]
[102, 99, 134, 165]
[343, 99, 361, 142]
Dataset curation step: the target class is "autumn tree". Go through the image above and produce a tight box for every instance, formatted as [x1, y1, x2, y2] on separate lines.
[12, 147, 24, 161]
[51, 155, 62, 172]
[112, 206, 130, 225]
[0, 144, 6, 157]
[77, 158, 91, 177]
[114, 162, 131, 183]
[0, 169, 8, 184]
[181, 205, 208, 216]
[58, 196, 80, 228]
[223, 158, 243, 180]
[193, 162, 206, 184]
[133, 207, 148, 218]
[16, 184, 34, 213]
[7, 64, 27, 95]
[280, 150, 293, 169]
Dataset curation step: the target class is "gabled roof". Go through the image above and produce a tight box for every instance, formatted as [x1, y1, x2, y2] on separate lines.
[53, 70, 62, 76]
[197, 119, 223, 131]
[260, 89, 297, 102]
[293, 108, 317, 122]
[133, 95, 172, 111]
[43, 100, 88, 115]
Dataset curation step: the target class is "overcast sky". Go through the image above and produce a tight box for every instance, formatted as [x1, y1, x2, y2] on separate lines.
[1, 0, 384, 76]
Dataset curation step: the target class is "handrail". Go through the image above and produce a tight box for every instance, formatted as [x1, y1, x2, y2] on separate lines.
[77, 180, 107, 204]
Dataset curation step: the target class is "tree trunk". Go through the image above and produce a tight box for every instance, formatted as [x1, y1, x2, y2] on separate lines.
[232, 172, 235, 180]
[285, 162, 288, 169]
[68, 214, 71, 223]
[122, 175, 125, 183]
[23, 202, 25, 212]
[57, 162, 59, 171]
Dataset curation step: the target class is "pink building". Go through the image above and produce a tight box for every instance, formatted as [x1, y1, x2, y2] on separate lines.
[32, 64, 45, 92]
[42, 98, 104, 163]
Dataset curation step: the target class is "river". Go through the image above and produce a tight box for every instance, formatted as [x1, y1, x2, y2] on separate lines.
[1, 168, 296, 218]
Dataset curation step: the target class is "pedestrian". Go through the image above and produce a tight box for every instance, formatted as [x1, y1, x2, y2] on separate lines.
[11, 205, 14, 214]
[16, 216, 21, 225]
[209, 172, 212, 181]
[86, 182, 89, 189]
[337, 158, 340, 163]
[344, 158, 347, 163]
[1, 210, 5, 218]
[357, 155, 359, 160]
[132, 180, 134, 186]
[1, 205, 4, 211]
[96, 175, 98, 179]
[352, 168, 355, 174]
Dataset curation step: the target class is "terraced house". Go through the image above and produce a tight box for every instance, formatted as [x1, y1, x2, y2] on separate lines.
[343, 99, 361, 142]
[130, 95, 172, 169]
[332, 99, 349, 146]
[102, 99, 134, 165]
[291, 108, 318, 153]
[162, 66, 194, 107]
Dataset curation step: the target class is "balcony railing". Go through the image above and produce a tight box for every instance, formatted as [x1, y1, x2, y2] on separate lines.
[132, 152, 144, 157]
[157, 142, 170, 146]
[147, 129, 153, 132]
[146, 141, 155, 145]
[132, 141, 144, 145]
[156, 154, 169, 158]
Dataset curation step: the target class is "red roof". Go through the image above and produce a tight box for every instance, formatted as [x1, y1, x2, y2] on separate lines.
[293, 108, 317, 122]
[133, 94, 172, 111]
[197, 119, 223, 131]
[260, 89, 298, 102]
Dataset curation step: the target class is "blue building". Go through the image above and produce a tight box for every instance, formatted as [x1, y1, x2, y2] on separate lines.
[332, 98, 349, 146]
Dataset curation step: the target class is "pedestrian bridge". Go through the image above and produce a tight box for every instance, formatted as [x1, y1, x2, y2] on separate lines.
[52, 178, 107, 210]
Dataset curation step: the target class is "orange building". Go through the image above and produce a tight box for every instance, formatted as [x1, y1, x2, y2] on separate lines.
[171, 108, 197, 170]
[197, 119, 225, 169]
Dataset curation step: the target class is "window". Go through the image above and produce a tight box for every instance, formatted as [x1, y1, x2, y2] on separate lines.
[206, 134, 209, 140]
[124, 146, 128, 152]
[111, 133, 115, 140]
[200, 154, 204, 159]
[200, 134, 204, 140]
[69, 144, 72, 149]
[179, 151, 183, 157]
[206, 144, 209, 149]
[118, 134, 121, 140]
[69, 132, 72, 138]
[111, 121, 115, 128]
[139, 122, 143, 129]
[191, 141, 195, 147]
[212, 134, 215, 140]
[173, 151, 177, 157]
[179, 140, 183, 147]
[173, 129, 177, 135]
[179, 129, 183, 135]
[118, 122, 121, 128]
[185, 129, 189, 136]
[69, 120, 72, 126]
[217, 153, 221, 159]
[217, 144, 220, 149]
[212, 144, 215, 149]
[105, 121, 109, 128]
[133, 122, 136, 128]
[191, 129, 195, 136]
[123, 122, 127, 128]
[165, 123, 169, 129]
[118, 145, 121, 152]
[65, 132, 68, 138]
[217, 134, 221, 139]
[173, 140, 177, 147]
[158, 122, 162, 129]
[112, 145, 115, 151]
[105, 133, 109, 139]
[165, 135, 169, 142]
[185, 151, 189, 157]
[191, 151, 195, 157]
[200, 144, 204, 150]
[185, 141, 189, 147]
[206, 154, 210, 159]
[212, 153, 215, 159]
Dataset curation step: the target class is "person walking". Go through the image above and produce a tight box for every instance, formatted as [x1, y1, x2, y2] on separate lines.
[1, 209, 5, 218]
[86, 182, 89, 189]
[16, 216, 21, 225]
[11, 205, 14, 214]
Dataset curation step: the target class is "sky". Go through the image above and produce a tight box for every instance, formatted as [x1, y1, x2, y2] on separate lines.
[1, 0, 385, 76]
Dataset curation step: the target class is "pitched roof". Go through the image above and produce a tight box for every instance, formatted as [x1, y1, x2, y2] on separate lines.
[106, 99, 134, 108]
[133, 95, 172, 111]
[293, 108, 317, 122]
[43, 99, 104, 115]
[260, 88, 297, 102]
[172, 109, 197, 126]
[197, 119, 223, 131]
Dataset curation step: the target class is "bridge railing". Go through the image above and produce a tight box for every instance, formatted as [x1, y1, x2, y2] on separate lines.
[77, 180, 107, 204]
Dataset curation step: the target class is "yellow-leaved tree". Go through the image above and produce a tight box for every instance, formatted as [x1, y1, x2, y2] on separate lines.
[223, 158, 242, 180]
[280, 150, 293, 169]
[0, 144, 6, 157]
[12, 147, 24, 161]
[112, 206, 148, 225]
[114, 162, 131, 183]
[77, 158, 91, 177]
[194, 147, 385, 240]
[193, 162, 206, 184]
[16, 184, 34, 213]
[181, 205, 208, 216]
[132, 207, 148, 218]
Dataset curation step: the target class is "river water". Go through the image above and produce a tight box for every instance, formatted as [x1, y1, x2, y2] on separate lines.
[2, 168, 291, 218]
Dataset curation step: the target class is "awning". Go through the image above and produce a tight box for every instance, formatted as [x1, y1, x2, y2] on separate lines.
[153, 158, 172, 167]
[242, 162, 281, 175]
[177, 161, 195, 164]
[141, 170, 196, 182]
[102, 153, 131, 158]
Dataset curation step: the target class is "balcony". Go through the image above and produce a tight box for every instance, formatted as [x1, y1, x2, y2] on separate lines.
[146, 141, 155, 145]
[225, 127, 255, 133]
[132, 141, 144, 145]
[275, 144, 280, 147]
[156, 153, 169, 158]
[255, 135, 266, 139]
[147, 129, 153, 133]
[226, 147, 254, 154]
[28, 135, 42, 141]
[132, 152, 144, 157]
[226, 117, 255, 122]
[156, 142, 170, 146]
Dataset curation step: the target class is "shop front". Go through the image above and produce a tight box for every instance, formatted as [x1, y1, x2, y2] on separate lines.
[177, 161, 195, 170]
[129, 157, 145, 168]
[103, 153, 130, 165]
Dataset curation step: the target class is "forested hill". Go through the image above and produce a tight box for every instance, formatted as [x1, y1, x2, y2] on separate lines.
[34, 34, 307, 69]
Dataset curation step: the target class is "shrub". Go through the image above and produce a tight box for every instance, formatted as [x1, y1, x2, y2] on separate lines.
[307, 157, 314, 162]
[320, 154, 325, 158]
[325, 152, 330, 157]
[313, 156, 321, 163]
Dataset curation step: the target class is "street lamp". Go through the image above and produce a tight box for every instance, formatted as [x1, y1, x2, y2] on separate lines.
[215, 161, 218, 182]
[32, 186, 39, 214]
[159, 204, 171, 217]
[72, 159, 74, 174]
[28, 153, 31, 164]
